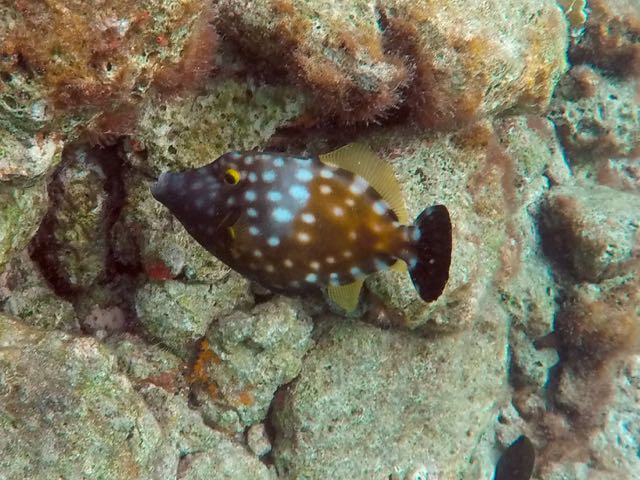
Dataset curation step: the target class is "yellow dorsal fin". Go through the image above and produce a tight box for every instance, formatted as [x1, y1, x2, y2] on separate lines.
[319, 143, 409, 224]
[327, 279, 364, 312]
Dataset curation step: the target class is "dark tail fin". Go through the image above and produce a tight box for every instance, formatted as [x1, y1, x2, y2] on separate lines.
[407, 205, 452, 302]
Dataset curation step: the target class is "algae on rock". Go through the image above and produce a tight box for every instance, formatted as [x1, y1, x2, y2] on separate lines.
[135, 279, 252, 359]
[0, 252, 77, 331]
[0, 314, 162, 479]
[135, 78, 307, 174]
[0, 182, 49, 273]
[192, 297, 314, 432]
[272, 311, 508, 479]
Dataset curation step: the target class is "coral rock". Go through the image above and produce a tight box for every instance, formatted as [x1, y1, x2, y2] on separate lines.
[216, 0, 408, 125]
[135, 279, 252, 359]
[272, 313, 507, 479]
[0, 252, 77, 331]
[550, 66, 640, 161]
[540, 185, 640, 282]
[0, 0, 214, 142]
[29, 145, 112, 294]
[0, 181, 48, 273]
[382, 0, 568, 128]
[0, 131, 61, 273]
[134, 78, 307, 174]
[569, 0, 640, 78]
[140, 383, 274, 479]
[192, 296, 313, 432]
[217, 0, 567, 127]
[0, 314, 162, 479]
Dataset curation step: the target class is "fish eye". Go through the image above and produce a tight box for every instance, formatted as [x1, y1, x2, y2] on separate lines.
[224, 168, 241, 185]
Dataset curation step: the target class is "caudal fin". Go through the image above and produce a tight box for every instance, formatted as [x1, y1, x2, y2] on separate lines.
[407, 205, 452, 302]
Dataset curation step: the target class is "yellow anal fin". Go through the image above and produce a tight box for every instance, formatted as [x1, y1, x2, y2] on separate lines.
[391, 259, 407, 273]
[327, 279, 364, 313]
[319, 143, 409, 225]
[226, 213, 252, 247]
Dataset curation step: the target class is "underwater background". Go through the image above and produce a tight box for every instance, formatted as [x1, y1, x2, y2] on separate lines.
[0, 0, 638, 479]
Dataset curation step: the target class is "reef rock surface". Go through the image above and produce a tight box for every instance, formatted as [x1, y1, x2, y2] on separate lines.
[0, 0, 639, 479]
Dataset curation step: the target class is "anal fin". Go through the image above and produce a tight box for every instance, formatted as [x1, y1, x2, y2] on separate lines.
[327, 279, 364, 312]
[391, 259, 407, 273]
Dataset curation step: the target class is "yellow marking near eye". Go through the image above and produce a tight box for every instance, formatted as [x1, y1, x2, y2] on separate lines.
[225, 168, 241, 184]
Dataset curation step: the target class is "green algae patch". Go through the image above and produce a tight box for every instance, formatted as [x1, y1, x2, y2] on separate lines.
[0, 183, 48, 273]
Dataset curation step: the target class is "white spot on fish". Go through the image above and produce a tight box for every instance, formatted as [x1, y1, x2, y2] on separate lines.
[373, 200, 387, 215]
[248, 208, 258, 217]
[305, 273, 317, 283]
[289, 184, 310, 203]
[249, 226, 260, 236]
[253, 249, 263, 258]
[348, 231, 357, 240]
[345, 198, 355, 207]
[344, 250, 353, 258]
[265, 264, 275, 273]
[272, 207, 293, 223]
[329, 272, 340, 285]
[244, 156, 254, 165]
[412, 228, 421, 241]
[296, 169, 313, 182]
[248, 172, 258, 183]
[267, 236, 280, 247]
[310, 261, 320, 270]
[297, 232, 311, 243]
[301, 212, 315, 224]
[273, 157, 284, 168]
[320, 184, 332, 195]
[263, 170, 277, 183]
[245, 190, 257, 201]
[333, 206, 344, 216]
[326, 256, 335, 264]
[349, 176, 368, 195]
[267, 191, 283, 202]
[320, 168, 334, 179]
[350, 267, 362, 277]
[284, 259, 293, 268]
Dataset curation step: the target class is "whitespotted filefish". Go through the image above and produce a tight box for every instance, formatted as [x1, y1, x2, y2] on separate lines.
[151, 144, 452, 311]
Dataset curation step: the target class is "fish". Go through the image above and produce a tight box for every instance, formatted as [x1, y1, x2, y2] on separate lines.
[151, 143, 452, 311]
[494, 435, 535, 480]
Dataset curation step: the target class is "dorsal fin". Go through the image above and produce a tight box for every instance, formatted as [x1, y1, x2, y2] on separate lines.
[327, 279, 364, 312]
[319, 143, 409, 224]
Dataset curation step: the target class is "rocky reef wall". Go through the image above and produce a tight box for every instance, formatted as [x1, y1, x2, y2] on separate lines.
[0, 1, 638, 479]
